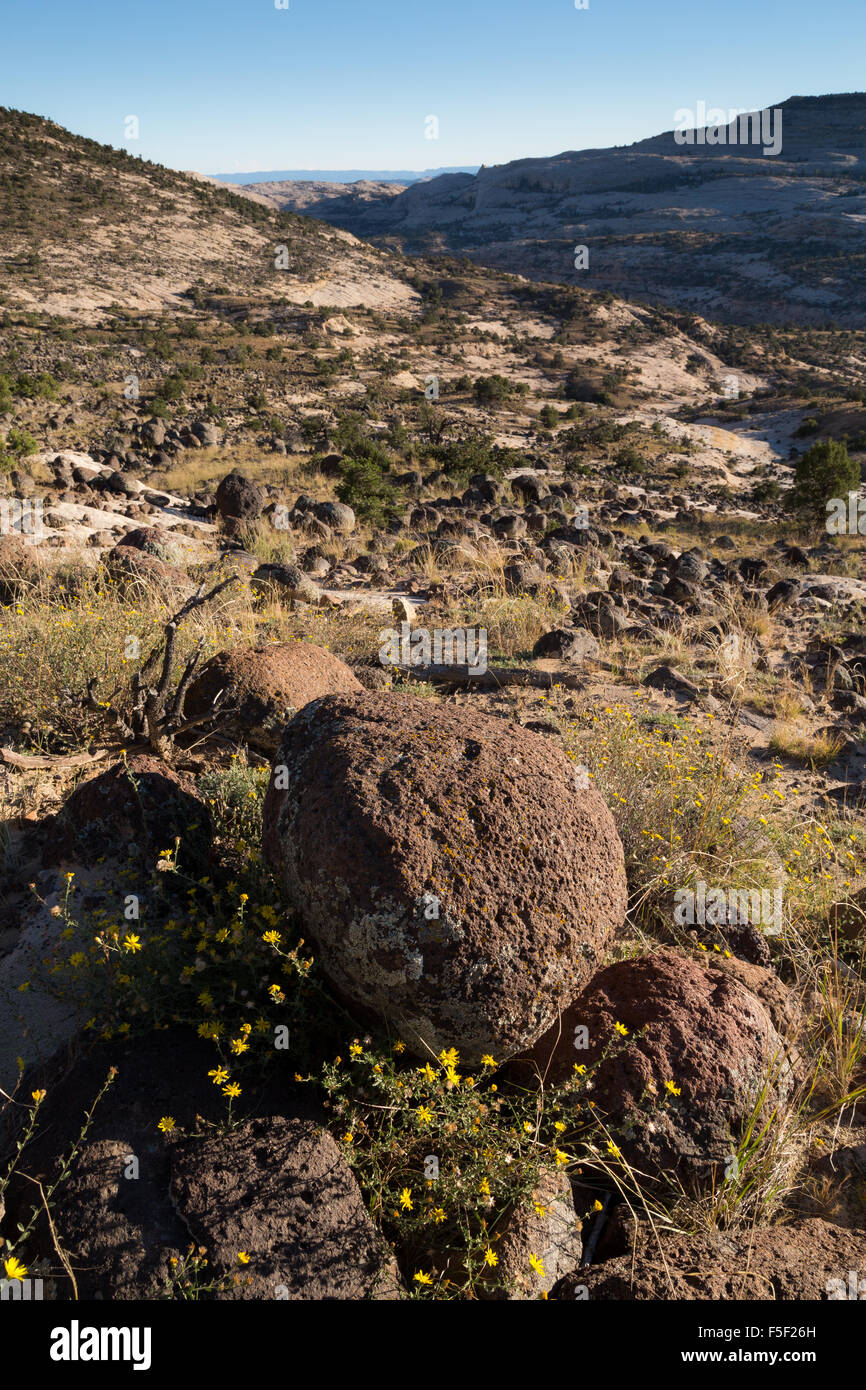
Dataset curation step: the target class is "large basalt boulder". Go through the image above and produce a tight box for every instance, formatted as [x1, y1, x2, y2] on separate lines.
[262, 692, 628, 1062]
[113, 524, 184, 565]
[191, 419, 220, 447]
[532, 627, 600, 662]
[215, 470, 265, 522]
[480, 1170, 584, 1300]
[104, 544, 196, 602]
[1, 767, 210, 1090]
[250, 562, 323, 605]
[183, 641, 362, 753]
[314, 500, 355, 534]
[503, 561, 546, 596]
[44, 754, 211, 870]
[572, 591, 628, 639]
[141, 418, 166, 447]
[511, 949, 797, 1181]
[171, 1116, 401, 1299]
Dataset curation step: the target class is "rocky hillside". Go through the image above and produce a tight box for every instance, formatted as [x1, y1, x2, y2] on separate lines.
[237, 177, 406, 218]
[0, 108, 418, 322]
[281, 93, 866, 327]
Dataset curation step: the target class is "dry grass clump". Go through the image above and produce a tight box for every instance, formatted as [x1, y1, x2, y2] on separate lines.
[152, 445, 307, 496]
[768, 725, 846, 769]
[426, 552, 572, 661]
[553, 697, 787, 930]
[552, 696, 865, 961]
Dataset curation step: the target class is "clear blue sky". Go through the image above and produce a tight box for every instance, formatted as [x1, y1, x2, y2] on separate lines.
[1, 0, 863, 174]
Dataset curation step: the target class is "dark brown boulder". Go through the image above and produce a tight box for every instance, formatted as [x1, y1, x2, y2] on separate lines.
[250, 562, 323, 605]
[503, 561, 546, 595]
[642, 663, 701, 695]
[214, 549, 259, 579]
[262, 692, 628, 1063]
[314, 500, 355, 534]
[215, 471, 265, 522]
[510, 948, 795, 1182]
[45, 754, 211, 869]
[171, 1117, 401, 1299]
[479, 1170, 584, 1300]
[113, 524, 183, 565]
[532, 627, 600, 662]
[183, 641, 362, 753]
[1, 1032, 224, 1300]
[104, 544, 196, 601]
[572, 591, 628, 639]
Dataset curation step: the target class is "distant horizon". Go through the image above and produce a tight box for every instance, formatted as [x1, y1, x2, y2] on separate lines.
[207, 166, 481, 186]
[11, 85, 866, 192]
[204, 90, 866, 182]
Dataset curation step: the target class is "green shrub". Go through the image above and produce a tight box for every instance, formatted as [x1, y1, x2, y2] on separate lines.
[426, 433, 495, 484]
[749, 478, 781, 505]
[473, 374, 513, 407]
[563, 371, 605, 404]
[159, 375, 185, 402]
[300, 414, 328, 447]
[337, 457, 396, 524]
[14, 371, 58, 400]
[0, 426, 38, 472]
[614, 446, 646, 474]
[790, 438, 859, 522]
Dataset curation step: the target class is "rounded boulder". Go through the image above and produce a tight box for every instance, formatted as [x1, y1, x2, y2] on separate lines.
[262, 692, 627, 1062]
[184, 641, 362, 753]
[511, 948, 797, 1181]
[215, 471, 265, 522]
[45, 754, 211, 870]
[115, 525, 184, 566]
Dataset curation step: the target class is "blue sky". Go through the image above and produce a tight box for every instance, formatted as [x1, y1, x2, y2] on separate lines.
[1, 0, 863, 174]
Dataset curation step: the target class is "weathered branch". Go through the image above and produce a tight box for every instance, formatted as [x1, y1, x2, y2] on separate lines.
[168, 637, 207, 724]
[0, 747, 109, 771]
[85, 571, 240, 759]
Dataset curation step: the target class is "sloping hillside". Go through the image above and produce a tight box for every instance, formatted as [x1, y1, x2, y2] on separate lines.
[0, 109, 419, 322]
